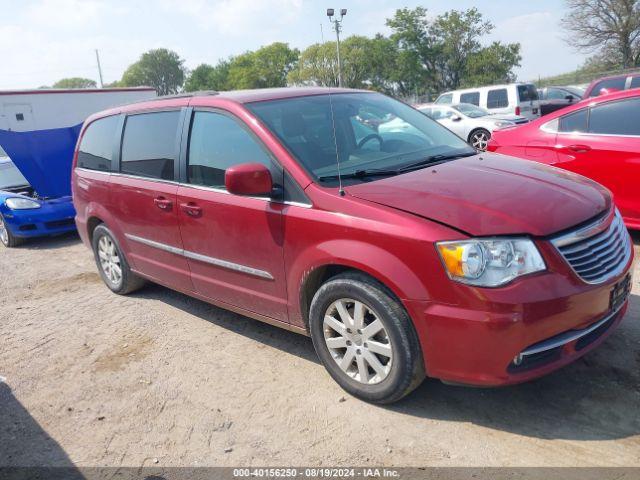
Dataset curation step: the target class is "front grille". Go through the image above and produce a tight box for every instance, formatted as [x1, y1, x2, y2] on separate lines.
[44, 218, 76, 229]
[552, 211, 631, 284]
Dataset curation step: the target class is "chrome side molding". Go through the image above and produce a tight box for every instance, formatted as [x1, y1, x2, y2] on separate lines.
[125, 233, 274, 280]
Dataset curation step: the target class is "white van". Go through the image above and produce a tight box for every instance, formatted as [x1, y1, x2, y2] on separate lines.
[435, 83, 541, 120]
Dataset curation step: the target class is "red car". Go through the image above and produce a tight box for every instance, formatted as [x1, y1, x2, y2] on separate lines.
[583, 72, 640, 98]
[72, 88, 634, 403]
[488, 89, 640, 230]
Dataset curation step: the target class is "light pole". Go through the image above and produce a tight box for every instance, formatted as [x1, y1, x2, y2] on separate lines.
[327, 8, 347, 88]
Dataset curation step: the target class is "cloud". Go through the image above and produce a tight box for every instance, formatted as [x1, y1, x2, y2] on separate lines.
[25, 0, 109, 29]
[490, 11, 588, 81]
[158, 0, 303, 35]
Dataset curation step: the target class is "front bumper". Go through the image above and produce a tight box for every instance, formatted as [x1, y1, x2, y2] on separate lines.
[1, 197, 77, 238]
[404, 246, 634, 386]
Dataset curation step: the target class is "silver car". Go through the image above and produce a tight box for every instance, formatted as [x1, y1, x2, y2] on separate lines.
[417, 103, 528, 151]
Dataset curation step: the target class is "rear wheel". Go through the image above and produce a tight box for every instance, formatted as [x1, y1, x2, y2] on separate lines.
[309, 272, 425, 404]
[469, 128, 491, 151]
[92, 224, 145, 294]
[0, 214, 23, 248]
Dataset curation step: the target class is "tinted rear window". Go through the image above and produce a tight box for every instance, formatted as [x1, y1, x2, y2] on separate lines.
[589, 98, 640, 135]
[487, 89, 508, 109]
[589, 77, 626, 97]
[559, 109, 589, 133]
[518, 84, 539, 102]
[120, 111, 180, 180]
[77, 115, 119, 172]
[460, 92, 480, 106]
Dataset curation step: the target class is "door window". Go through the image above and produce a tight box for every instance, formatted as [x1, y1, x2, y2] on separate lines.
[547, 88, 569, 100]
[558, 109, 589, 133]
[487, 89, 509, 109]
[436, 94, 453, 104]
[77, 115, 119, 172]
[588, 98, 640, 136]
[589, 77, 626, 97]
[460, 92, 480, 106]
[630, 76, 640, 89]
[121, 111, 180, 180]
[187, 111, 272, 189]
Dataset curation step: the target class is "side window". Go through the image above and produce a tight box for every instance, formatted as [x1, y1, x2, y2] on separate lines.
[436, 94, 453, 104]
[547, 88, 568, 100]
[487, 89, 508, 109]
[559, 109, 589, 133]
[589, 77, 626, 97]
[588, 98, 640, 136]
[460, 92, 480, 106]
[77, 115, 119, 172]
[188, 111, 272, 189]
[630, 76, 640, 89]
[121, 111, 180, 180]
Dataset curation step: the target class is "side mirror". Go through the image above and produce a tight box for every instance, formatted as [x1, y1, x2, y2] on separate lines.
[451, 115, 462, 122]
[565, 95, 574, 102]
[225, 163, 273, 197]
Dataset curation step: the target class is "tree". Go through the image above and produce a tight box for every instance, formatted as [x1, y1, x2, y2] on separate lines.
[288, 35, 398, 92]
[386, 7, 521, 96]
[562, 0, 640, 68]
[52, 77, 97, 88]
[120, 48, 186, 95]
[184, 60, 231, 91]
[226, 42, 299, 89]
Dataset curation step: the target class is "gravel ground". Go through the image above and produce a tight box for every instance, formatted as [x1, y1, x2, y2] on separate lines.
[0, 232, 638, 468]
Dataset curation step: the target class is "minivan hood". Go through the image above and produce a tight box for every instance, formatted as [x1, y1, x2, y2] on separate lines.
[346, 154, 610, 236]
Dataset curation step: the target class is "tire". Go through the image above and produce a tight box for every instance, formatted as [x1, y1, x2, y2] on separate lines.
[0, 213, 24, 248]
[468, 128, 491, 151]
[92, 224, 145, 295]
[309, 272, 425, 404]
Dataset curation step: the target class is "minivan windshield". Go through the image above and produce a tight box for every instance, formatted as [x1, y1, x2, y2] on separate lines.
[453, 103, 491, 118]
[247, 92, 476, 185]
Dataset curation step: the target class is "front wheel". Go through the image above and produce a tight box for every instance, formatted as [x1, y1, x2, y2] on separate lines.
[469, 128, 491, 151]
[0, 214, 23, 248]
[309, 272, 425, 404]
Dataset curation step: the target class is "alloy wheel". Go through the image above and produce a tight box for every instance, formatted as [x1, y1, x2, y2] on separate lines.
[98, 235, 122, 286]
[0, 216, 8, 246]
[323, 298, 393, 385]
[471, 131, 490, 151]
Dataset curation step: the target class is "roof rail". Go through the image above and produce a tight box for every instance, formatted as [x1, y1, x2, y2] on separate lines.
[126, 90, 219, 105]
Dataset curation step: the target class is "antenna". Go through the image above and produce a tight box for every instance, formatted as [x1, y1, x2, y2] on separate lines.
[323, 9, 344, 196]
[95, 49, 104, 88]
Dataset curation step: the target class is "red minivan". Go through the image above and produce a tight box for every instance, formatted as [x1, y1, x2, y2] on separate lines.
[72, 88, 634, 403]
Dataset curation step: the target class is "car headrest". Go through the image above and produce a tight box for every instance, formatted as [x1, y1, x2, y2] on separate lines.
[281, 109, 306, 138]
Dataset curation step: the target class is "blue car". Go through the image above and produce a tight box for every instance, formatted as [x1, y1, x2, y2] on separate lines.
[0, 155, 76, 247]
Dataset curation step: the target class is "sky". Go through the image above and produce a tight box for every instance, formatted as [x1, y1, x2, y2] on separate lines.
[0, 0, 589, 89]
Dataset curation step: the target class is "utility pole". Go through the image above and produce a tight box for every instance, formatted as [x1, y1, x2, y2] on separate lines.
[95, 49, 104, 88]
[327, 8, 347, 88]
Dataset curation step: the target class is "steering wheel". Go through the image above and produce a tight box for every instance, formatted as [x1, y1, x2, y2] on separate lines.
[357, 133, 384, 149]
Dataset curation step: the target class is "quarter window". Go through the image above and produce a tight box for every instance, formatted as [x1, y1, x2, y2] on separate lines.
[77, 115, 119, 172]
[187, 111, 272, 189]
[487, 89, 509, 109]
[559, 109, 588, 133]
[460, 92, 480, 106]
[120, 111, 180, 180]
[588, 98, 640, 136]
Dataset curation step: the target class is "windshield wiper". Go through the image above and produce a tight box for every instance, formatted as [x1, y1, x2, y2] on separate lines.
[318, 151, 477, 182]
[319, 169, 399, 182]
[397, 151, 477, 173]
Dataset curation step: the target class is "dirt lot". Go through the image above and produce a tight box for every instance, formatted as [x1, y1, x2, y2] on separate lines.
[0, 232, 639, 468]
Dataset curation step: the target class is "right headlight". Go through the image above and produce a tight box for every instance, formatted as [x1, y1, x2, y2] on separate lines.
[5, 197, 41, 210]
[436, 238, 546, 287]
